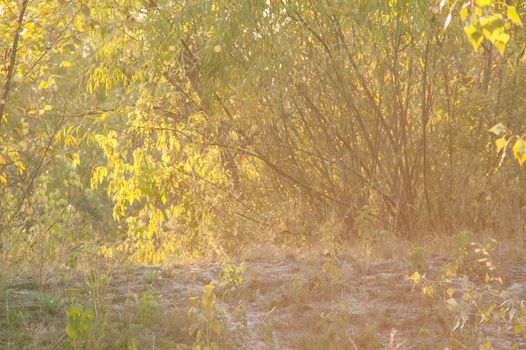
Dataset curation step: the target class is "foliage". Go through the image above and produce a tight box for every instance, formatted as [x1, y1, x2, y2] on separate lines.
[0, 0, 526, 346]
[187, 263, 248, 349]
[187, 284, 225, 350]
[0, 0, 524, 262]
[40, 293, 62, 315]
[65, 303, 94, 348]
[136, 289, 160, 327]
[411, 236, 526, 349]
[407, 246, 429, 272]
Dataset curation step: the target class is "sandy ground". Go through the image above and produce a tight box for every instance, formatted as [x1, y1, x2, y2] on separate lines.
[2, 251, 526, 349]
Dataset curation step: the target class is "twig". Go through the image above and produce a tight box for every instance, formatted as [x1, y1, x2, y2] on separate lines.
[255, 306, 277, 329]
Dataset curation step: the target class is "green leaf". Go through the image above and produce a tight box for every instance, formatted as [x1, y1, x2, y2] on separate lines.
[489, 122, 505, 136]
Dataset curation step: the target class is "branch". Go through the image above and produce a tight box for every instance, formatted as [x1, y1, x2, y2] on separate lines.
[0, 0, 29, 118]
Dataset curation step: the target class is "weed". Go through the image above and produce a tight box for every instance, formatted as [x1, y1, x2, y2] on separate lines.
[234, 304, 248, 331]
[406, 245, 428, 272]
[188, 283, 225, 349]
[321, 256, 342, 299]
[143, 270, 161, 285]
[314, 308, 354, 350]
[355, 323, 382, 350]
[63, 271, 111, 349]
[411, 237, 526, 349]
[261, 321, 275, 349]
[65, 303, 94, 348]
[219, 262, 245, 294]
[289, 273, 306, 302]
[187, 263, 249, 349]
[136, 289, 160, 327]
[6, 308, 25, 328]
[40, 293, 62, 315]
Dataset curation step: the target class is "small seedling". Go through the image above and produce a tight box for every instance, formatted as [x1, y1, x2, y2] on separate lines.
[40, 294, 62, 315]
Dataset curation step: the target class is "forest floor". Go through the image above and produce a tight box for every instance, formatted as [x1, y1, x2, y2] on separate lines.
[1, 243, 526, 349]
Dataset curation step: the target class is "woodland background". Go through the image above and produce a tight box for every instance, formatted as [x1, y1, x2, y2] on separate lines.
[1, 0, 525, 263]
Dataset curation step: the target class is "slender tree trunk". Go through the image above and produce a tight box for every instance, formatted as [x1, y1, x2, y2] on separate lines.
[0, 0, 29, 118]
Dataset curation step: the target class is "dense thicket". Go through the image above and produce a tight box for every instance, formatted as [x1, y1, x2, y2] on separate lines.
[1, 0, 525, 263]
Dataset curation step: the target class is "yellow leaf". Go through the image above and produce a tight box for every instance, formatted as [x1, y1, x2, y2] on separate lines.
[464, 24, 484, 50]
[507, 6, 522, 26]
[61, 61, 72, 67]
[460, 8, 469, 21]
[476, 0, 491, 7]
[422, 285, 435, 296]
[38, 81, 48, 89]
[0, 173, 7, 184]
[495, 137, 508, 153]
[495, 32, 510, 55]
[410, 271, 422, 284]
[72, 152, 80, 168]
[513, 139, 526, 165]
[43, 105, 53, 111]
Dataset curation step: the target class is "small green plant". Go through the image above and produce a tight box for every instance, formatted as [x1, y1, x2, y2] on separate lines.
[6, 309, 25, 328]
[63, 272, 110, 349]
[136, 289, 160, 327]
[142, 270, 161, 285]
[456, 230, 473, 250]
[411, 237, 526, 349]
[289, 273, 306, 303]
[355, 323, 382, 350]
[186, 263, 250, 349]
[67, 254, 79, 269]
[456, 237, 498, 280]
[260, 321, 275, 349]
[65, 303, 94, 349]
[83, 271, 109, 319]
[40, 293, 62, 315]
[233, 304, 248, 338]
[219, 263, 245, 295]
[314, 308, 355, 350]
[188, 284, 224, 349]
[407, 245, 429, 272]
[322, 256, 342, 299]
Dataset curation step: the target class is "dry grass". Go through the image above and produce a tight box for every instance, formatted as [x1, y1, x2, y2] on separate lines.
[1, 231, 526, 349]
